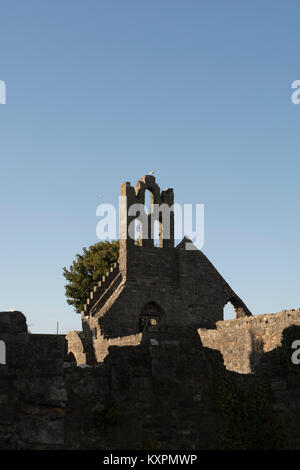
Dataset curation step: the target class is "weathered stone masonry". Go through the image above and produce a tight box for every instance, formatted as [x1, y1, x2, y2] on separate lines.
[72, 174, 251, 365]
[199, 308, 300, 374]
[2, 311, 300, 449]
[1, 174, 300, 449]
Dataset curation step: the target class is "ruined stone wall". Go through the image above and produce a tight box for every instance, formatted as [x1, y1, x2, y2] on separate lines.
[66, 331, 87, 365]
[199, 309, 300, 374]
[2, 311, 300, 449]
[64, 326, 224, 450]
[0, 323, 223, 450]
[2, 319, 300, 449]
[92, 333, 142, 363]
[0, 312, 68, 450]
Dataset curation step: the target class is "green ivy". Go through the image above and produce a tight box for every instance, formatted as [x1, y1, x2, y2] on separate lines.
[95, 400, 120, 432]
[216, 375, 286, 450]
[143, 439, 163, 450]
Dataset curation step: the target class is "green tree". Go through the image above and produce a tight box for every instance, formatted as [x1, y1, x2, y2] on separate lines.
[63, 240, 119, 313]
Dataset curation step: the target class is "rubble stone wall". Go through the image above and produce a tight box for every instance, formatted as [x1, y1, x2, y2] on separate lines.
[199, 309, 300, 373]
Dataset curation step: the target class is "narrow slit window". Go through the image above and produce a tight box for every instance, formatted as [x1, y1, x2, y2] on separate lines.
[0, 340, 6, 365]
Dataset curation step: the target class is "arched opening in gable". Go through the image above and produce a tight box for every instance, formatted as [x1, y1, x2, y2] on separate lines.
[223, 301, 236, 320]
[223, 297, 250, 320]
[153, 219, 160, 247]
[144, 189, 152, 215]
[137, 188, 154, 245]
[139, 301, 164, 332]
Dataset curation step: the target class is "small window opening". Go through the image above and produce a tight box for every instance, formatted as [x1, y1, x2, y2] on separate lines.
[223, 302, 236, 320]
[0, 340, 6, 365]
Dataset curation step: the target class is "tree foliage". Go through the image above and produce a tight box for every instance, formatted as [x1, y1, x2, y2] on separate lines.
[63, 240, 119, 313]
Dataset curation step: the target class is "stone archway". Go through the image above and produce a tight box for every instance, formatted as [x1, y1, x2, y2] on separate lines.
[139, 301, 164, 332]
[66, 331, 86, 365]
[223, 297, 251, 320]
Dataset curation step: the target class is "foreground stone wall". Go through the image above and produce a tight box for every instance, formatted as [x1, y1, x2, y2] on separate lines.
[0, 323, 223, 450]
[64, 326, 224, 450]
[0, 312, 68, 449]
[199, 309, 300, 374]
[2, 311, 300, 449]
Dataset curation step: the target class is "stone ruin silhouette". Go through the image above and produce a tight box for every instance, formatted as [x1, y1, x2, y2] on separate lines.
[0, 174, 300, 449]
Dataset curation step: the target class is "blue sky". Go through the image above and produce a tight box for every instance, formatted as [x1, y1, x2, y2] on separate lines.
[0, 0, 299, 332]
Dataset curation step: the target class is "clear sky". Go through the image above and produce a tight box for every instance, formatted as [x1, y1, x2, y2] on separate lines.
[0, 0, 299, 332]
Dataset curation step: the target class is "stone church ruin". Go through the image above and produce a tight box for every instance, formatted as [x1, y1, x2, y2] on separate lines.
[0, 174, 300, 450]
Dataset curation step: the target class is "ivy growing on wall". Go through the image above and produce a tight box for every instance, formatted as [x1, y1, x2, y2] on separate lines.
[216, 375, 286, 450]
[143, 439, 163, 450]
[94, 400, 120, 432]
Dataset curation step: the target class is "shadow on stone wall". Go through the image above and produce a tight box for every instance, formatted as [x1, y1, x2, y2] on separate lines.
[1, 317, 300, 450]
[249, 330, 264, 373]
